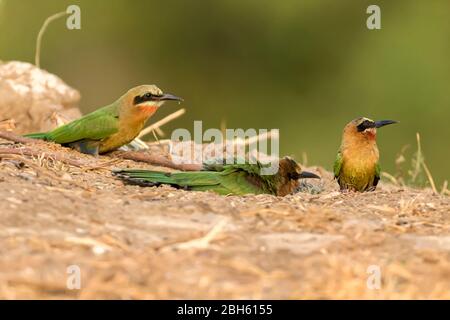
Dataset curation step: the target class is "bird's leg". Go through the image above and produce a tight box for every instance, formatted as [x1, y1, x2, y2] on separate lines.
[340, 186, 358, 194]
[68, 140, 100, 156]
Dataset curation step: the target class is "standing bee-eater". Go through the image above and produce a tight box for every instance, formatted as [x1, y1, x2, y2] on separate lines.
[334, 117, 398, 192]
[114, 156, 320, 196]
[24, 85, 183, 155]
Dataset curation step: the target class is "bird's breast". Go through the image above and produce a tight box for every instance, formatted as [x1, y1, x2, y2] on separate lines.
[99, 118, 146, 153]
[342, 145, 379, 179]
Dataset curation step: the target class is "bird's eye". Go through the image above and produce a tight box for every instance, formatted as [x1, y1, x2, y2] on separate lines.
[288, 172, 299, 180]
[145, 92, 152, 99]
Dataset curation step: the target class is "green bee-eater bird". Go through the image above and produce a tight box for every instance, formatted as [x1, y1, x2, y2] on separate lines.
[114, 156, 320, 196]
[24, 85, 183, 155]
[334, 117, 398, 192]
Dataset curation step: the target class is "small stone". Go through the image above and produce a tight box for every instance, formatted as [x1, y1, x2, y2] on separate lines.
[6, 196, 22, 204]
[92, 246, 107, 255]
[61, 173, 72, 181]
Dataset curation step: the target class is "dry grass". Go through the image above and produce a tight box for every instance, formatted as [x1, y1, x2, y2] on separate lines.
[0, 138, 449, 299]
[35, 11, 68, 69]
[389, 133, 442, 194]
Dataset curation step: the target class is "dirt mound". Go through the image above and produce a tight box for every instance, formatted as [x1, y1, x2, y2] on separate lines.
[0, 61, 81, 134]
[0, 139, 449, 299]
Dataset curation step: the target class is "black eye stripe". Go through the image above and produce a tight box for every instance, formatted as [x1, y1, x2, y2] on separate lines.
[133, 92, 159, 105]
[357, 120, 375, 132]
[133, 95, 145, 105]
[288, 172, 300, 180]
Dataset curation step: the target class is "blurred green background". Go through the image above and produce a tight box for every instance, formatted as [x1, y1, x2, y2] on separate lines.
[0, 0, 448, 185]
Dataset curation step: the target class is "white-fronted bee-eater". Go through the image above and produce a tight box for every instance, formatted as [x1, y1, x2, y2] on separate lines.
[25, 85, 183, 155]
[334, 117, 398, 192]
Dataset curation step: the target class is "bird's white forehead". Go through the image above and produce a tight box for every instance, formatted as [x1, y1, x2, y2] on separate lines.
[132, 85, 163, 96]
[354, 117, 374, 125]
[147, 85, 163, 95]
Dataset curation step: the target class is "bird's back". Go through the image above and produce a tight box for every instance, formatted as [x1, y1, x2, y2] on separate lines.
[25, 103, 119, 144]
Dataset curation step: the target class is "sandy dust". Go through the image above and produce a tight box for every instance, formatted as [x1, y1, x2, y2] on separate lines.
[0, 139, 449, 299]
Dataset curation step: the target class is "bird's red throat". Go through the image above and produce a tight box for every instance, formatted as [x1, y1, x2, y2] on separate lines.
[365, 128, 377, 140]
[138, 105, 158, 117]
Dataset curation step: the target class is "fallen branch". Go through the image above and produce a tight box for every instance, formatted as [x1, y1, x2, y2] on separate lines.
[114, 151, 202, 171]
[0, 119, 16, 131]
[147, 139, 171, 146]
[1, 131, 200, 170]
[0, 131, 40, 144]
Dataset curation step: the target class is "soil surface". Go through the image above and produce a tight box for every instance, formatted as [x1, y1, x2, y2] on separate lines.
[0, 138, 449, 299]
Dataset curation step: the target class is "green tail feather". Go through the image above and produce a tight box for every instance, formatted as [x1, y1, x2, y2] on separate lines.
[117, 170, 178, 185]
[24, 132, 50, 140]
[114, 169, 220, 188]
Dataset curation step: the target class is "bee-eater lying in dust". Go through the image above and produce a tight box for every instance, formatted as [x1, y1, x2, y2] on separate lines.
[334, 117, 398, 192]
[25, 85, 183, 155]
[114, 156, 320, 196]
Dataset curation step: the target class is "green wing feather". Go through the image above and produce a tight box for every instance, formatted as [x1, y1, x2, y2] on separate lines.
[217, 172, 265, 195]
[116, 161, 268, 195]
[375, 163, 381, 179]
[48, 107, 119, 143]
[26, 105, 119, 144]
[373, 162, 381, 187]
[215, 162, 268, 194]
[202, 157, 263, 175]
[333, 151, 343, 178]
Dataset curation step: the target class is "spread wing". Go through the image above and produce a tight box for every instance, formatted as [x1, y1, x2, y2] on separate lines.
[203, 157, 264, 176]
[47, 108, 119, 144]
[201, 160, 268, 194]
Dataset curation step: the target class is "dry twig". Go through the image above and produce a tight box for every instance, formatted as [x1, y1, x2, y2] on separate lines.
[35, 11, 68, 68]
[138, 108, 186, 139]
[0, 119, 16, 131]
[0, 131, 40, 144]
[114, 151, 202, 171]
[159, 218, 228, 252]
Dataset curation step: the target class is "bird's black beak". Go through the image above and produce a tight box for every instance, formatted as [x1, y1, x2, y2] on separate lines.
[158, 93, 183, 102]
[298, 171, 321, 179]
[374, 120, 398, 128]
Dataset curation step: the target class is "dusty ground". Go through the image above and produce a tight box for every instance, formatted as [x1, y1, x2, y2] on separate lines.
[0, 138, 449, 299]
